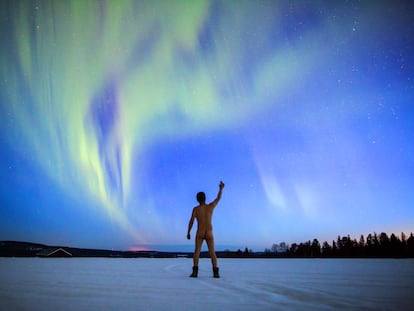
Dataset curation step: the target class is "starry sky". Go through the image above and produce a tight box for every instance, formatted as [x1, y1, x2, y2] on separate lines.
[0, 1, 413, 251]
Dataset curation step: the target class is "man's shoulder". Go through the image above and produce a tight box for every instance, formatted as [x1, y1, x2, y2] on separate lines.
[207, 201, 218, 208]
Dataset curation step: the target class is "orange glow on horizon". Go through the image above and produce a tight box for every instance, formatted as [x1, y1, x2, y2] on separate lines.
[128, 246, 152, 252]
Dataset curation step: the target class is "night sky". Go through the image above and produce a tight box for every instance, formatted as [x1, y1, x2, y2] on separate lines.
[1, 1, 413, 251]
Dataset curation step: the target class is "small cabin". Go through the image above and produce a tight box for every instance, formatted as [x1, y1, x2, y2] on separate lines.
[37, 248, 72, 258]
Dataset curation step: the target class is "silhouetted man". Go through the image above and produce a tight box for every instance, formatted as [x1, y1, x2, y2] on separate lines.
[187, 181, 224, 278]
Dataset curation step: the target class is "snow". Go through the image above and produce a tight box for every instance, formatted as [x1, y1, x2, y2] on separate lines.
[1, 258, 413, 310]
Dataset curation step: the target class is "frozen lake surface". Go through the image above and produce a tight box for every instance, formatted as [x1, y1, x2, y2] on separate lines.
[1, 258, 413, 310]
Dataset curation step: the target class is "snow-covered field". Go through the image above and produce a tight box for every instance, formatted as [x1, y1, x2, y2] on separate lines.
[1, 258, 413, 310]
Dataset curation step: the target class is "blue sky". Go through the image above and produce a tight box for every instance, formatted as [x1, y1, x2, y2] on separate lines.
[0, 1, 413, 251]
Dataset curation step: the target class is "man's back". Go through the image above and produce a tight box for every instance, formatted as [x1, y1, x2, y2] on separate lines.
[194, 203, 214, 233]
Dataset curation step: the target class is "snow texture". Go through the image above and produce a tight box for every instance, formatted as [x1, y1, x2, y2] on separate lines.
[1, 258, 413, 310]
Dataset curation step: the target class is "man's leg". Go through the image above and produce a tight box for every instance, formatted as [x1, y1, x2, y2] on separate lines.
[206, 234, 219, 278]
[193, 236, 203, 267]
[206, 233, 217, 268]
[190, 236, 203, 277]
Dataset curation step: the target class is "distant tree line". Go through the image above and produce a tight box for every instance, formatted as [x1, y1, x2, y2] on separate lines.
[264, 232, 414, 258]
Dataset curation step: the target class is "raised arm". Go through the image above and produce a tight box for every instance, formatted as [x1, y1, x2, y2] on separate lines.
[209, 181, 225, 208]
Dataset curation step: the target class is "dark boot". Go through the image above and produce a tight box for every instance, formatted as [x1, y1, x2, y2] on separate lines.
[190, 266, 198, 278]
[213, 267, 220, 278]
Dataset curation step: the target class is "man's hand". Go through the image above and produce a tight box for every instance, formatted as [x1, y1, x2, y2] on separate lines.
[219, 181, 225, 190]
[187, 233, 191, 240]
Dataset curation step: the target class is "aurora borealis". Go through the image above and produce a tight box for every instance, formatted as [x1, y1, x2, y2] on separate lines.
[1, 1, 413, 251]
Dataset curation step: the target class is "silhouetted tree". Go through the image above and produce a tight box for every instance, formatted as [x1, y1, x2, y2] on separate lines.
[300, 241, 312, 257]
[322, 241, 332, 257]
[336, 235, 354, 257]
[401, 232, 406, 244]
[357, 235, 366, 257]
[359, 235, 365, 248]
[407, 233, 414, 257]
[262, 231, 412, 258]
[366, 233, 373, 257]
[279, 242, 288, 253]
[243, 247, 252, 257]
[336, 236, 343, 256]
[401, 232, 407, 256]
[379, 232, 389, 245]
[389, 233, 401, 257]
[311, 239, 321, 257]
[379, 232, 390, 257]
[373, 233, 380, 256]
[332, 240, 337, 257]
[289, 243, 298, 256]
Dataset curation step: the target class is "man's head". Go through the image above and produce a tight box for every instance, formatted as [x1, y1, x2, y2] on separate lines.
[196, 192, 206, 204]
